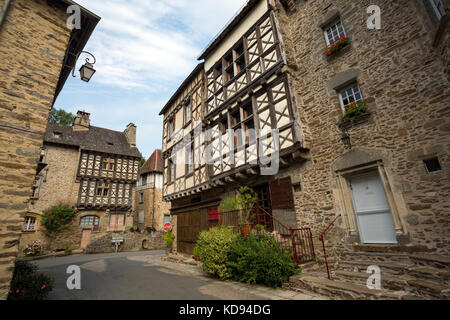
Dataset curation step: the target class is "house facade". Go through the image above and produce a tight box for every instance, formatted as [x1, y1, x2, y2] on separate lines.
[161, 0, 450, 271]
[0, 0, 99, 298]
[19, 111, 142, 254]
[136, 149, 171, 231]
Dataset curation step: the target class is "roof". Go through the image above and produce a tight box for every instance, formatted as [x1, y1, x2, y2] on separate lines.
[159, 63, 204, 115]
[44, 123, 142, 158]
[140, 149, 163, 174]
[52, 0, 101, 103]
[197, 0, 260, 61]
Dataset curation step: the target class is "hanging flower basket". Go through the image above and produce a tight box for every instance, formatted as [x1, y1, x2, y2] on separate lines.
[323, 36, 350, 56]
[339, 101, 367, 121]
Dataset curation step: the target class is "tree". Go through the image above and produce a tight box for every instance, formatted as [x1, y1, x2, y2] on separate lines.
[49, 108, 75, 125]
[141, 157, 146, 166]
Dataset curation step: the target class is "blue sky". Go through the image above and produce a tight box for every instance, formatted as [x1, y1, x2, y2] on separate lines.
[55, 0, 247, 159]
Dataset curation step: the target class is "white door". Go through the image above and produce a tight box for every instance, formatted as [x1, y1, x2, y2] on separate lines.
[348, 171, 397, 244]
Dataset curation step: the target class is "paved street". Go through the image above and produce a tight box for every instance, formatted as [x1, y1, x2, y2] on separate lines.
[34, 250, 327, 300]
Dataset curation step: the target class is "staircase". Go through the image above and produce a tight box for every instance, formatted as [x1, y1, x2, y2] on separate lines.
[285, 246, 450, 300]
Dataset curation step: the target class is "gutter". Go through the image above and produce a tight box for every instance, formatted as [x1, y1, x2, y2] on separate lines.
[0, 0, 12, 29]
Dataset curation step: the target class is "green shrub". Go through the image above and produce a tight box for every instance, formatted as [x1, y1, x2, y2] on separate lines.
[65, 246, 72, 254]
[163, 228, 175, 248]
[227, 234, 299, 288]
[8, 261, 54, 300]
[196, 226, 238, 280]
[41, 204, 76, 238]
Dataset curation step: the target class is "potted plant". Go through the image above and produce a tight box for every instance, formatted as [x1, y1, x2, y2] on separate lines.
[236, 186, 258, 236]
[193, 245, 200, 262]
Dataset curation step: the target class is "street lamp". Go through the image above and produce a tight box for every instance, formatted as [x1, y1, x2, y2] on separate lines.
[72, 51, 97, 82]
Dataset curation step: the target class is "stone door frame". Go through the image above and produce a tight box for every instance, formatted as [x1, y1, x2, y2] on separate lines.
[334, 161, 405, 243]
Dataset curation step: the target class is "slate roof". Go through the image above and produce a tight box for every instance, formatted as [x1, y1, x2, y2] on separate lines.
[45, 123, 142, 158]
[140, 149, 163, 174]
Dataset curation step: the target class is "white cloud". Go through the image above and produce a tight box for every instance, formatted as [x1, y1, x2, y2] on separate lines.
[74, 0, 246, 89]
[59, 0, 248, 158]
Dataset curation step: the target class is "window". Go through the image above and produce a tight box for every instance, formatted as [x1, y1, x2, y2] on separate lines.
[429, 0, 445, 20]
[244, 120, 255, 145]
[141, 174, 147, 186]
[224, 53, 234, 82]
[163, 215, 171, 226]
[234, 41, 246, 74]
[324, 20, 346, 45]
[185, 100, 191, 124]
[80, 215, 100, 231]
[23, 217, 36, 231]
[231, 111, 241, 127]
[186, 137, 194, 176]
[139, 192, 144, 203]
[424, 157, 442, 173]
[243, 104, 253, 119]
[138, 210, 145, 224]
[338, 83, 363, 111]
[168, 158, 175, 183]
[219, 118, 228, 135]
[168, 118, 175, 139]
[102, 158, 115, 171]
[96, 182, 110, 197]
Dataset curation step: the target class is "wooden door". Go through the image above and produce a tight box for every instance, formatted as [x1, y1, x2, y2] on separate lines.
[109, 213, 125, 232]
[80, 229, 92, 249]
[349, 171, 397, 244]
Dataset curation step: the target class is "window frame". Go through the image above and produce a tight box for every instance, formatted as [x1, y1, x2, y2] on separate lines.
[185, 135, 194, 177]
[184, 99, 192, 125]
[96, 182, 110, 197]
[80, 215, 100, 231]
[324, 19, 347, 46]
[168, 156, 176, 184]
[429, 0, 445, 20]
[23, 216, 36, 232]
[338, 83, 364, 112]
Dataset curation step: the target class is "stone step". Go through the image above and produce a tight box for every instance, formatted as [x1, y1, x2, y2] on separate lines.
[339, 251, 411, 264]
[338, 260, 413, 276]
[407, 266, 450, 285]
[287, 274, 417, 300]
[409, 254, 450, 270]
[406, 279, 450, 299]
[333, 270, 411, 291]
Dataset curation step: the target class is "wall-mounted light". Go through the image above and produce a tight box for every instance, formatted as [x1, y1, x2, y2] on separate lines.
[72, 51, 97, 82]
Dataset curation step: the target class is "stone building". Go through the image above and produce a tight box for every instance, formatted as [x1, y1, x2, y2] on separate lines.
[136, 149, 171, 231]
[19, 111, 142, 254]
[160, 0, 450, 298]
[0, 0, 99, 299]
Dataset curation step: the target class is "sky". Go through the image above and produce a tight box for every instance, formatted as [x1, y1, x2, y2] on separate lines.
[55, 0, 247, 159]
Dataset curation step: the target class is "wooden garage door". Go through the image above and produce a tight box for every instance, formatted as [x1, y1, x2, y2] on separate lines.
[176, 208, 210, 254]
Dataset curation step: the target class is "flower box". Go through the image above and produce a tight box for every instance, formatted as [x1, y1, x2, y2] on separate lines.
[323, 36, 350, 56]
[341, 101, 367, 121]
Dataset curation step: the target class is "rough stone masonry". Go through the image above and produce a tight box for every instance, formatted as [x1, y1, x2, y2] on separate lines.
[0, 0, 73, 299]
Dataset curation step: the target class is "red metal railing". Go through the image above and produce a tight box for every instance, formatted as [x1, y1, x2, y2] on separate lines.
[213, 205, 316, 265]
[319, 214, 341, 280]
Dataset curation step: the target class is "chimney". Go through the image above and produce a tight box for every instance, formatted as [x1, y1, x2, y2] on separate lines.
[124, 123, 136, 147]
[72, 111, 90, 131]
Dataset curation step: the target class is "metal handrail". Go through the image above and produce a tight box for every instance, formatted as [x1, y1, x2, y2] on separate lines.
[215, 205, 316, 264]
[319, 214, 341, 280]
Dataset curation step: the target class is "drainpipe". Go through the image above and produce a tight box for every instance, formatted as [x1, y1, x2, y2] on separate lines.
[0, 0, 12, 29]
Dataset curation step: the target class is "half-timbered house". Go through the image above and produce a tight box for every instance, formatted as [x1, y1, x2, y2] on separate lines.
[160, 0, 307, 254]
[19, 111, 141, 253]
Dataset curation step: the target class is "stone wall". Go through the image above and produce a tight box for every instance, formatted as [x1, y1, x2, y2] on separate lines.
[273, 0, 450, 253]
[0, 0, 71, 299]
[85, 230, 166, 254]
[136, 187, 171, 231]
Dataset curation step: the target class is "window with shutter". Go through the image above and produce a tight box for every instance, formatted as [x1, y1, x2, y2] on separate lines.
[269, 177, 294, 210]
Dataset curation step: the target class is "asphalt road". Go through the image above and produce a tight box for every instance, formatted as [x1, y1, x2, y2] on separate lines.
[34, 250, 325, 300]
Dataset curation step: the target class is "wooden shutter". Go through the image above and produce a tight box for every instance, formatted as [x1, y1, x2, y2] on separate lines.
[269, 177, 294, 210]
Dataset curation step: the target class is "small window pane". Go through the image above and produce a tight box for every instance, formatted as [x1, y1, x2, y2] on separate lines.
[424, 158, 442, 173]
